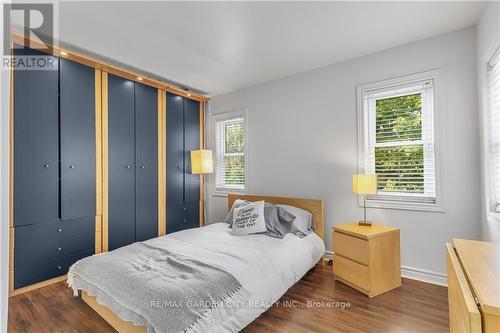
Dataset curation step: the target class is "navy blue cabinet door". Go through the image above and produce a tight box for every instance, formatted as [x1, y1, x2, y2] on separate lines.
[134, 83, 158, 242]
[166, 93, 184, 205]
[184, 99, 200, 203]
[108, 75, 135, 250]
[13, 48, 59, 226]
[60, 58, 96, 220]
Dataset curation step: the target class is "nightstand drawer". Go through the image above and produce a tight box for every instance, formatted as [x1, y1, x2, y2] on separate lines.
[333, 231, 369, 265]
[333, 254, 369, 291]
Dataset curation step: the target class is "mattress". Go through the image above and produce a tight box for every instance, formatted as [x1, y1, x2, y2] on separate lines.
[78, 222, 325, 332]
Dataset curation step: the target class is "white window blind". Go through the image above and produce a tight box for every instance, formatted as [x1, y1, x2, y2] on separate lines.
[489, 49, 500, 213]
[363, 80, 436, 204]
[214, 115, 246, 192]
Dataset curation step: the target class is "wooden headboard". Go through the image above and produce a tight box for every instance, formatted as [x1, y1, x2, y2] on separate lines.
[227, 193, 324, 240]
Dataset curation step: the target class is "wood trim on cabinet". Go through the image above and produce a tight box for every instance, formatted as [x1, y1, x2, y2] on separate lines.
[199, 102, 204, 227]
[9, 40, 14, 292]
[9, 40, 14, 230]
[95, 69, 103, 254]
[158, 90, 166, 236]
[9, 275, 67, 297]
[95, 70, 103, 216]
[9, 228, 14, 291]
[101, 72, 109, 252]
[10, 32, 209, 103]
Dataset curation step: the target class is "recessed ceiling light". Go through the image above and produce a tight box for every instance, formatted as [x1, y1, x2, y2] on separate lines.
[137, 77, 143, 81]
[60, 51, 68, 56]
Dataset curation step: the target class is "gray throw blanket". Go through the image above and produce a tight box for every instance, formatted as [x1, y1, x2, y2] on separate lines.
[68, 242, 247, 333]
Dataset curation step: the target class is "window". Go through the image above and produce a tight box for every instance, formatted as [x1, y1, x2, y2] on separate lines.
[488, 47, 500, 219]
[357, 71, 443, 211]
[213, 111, 247, 192]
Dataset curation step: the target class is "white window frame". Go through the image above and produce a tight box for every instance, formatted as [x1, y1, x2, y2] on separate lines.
[211, 109, 248, 196]
[356, 70, 444, 212]
[484, 45, 500, 224]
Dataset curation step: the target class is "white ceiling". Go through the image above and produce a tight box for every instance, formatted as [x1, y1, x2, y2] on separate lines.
[55, 1, 485, 96]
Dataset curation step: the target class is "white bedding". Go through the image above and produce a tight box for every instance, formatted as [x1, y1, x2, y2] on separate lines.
[144, 222, 325, 332]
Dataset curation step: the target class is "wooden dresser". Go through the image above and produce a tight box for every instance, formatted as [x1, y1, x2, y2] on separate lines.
[446, 239, 500, 333]
[332, 223, 401, 298]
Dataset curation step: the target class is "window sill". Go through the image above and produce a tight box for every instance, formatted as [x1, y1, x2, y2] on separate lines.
[487, 212, 500, 224]
[361, 198, 445, 213]
[213, 189, 245, 198]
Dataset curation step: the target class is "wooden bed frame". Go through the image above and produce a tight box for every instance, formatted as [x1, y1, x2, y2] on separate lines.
[81, 194, 324, 333]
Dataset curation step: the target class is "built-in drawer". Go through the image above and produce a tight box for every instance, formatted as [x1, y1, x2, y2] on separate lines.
[14, 216, 95, 268]
[333, 231, 369, 265]
[14, 250, 94, 289]
[167, 201, 199, 233]
[333, 254, 370, 291]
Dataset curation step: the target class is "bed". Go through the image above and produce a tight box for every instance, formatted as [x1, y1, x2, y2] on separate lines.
[71, 194, 325, 333]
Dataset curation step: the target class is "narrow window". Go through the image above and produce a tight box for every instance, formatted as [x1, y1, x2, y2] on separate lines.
[214, 111, 247, 192]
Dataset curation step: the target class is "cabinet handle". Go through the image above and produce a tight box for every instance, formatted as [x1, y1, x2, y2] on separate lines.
[183, 207, 186, 211]
[57, 247, 62, 251]
[126, 165, 131, 169]
[69, 165, 75, 169]
[43, 164, 50, 168]
[176, 166, 181, 170]
[57, 265, 62, 270]
[57, 228, 62, 232]
[140, 165, 145, 169]
[183, 219, 186, 223]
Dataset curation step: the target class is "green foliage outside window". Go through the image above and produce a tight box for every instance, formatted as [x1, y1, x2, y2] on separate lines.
[224, 123, 245, 185]
[375, 94, 424, 193]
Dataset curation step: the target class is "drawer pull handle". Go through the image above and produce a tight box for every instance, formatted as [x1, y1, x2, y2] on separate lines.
[57, 228, 62, 232]
[183, 207, 186, 211]
[69, 165, 75, 169]
[126, 165, 131, 169]
[141, 165, 145, 169]
[183, 219, 186, 223]
[44, 164, 50, 168]
[57, 265, 62, 270]
[57, 247, 62, 251]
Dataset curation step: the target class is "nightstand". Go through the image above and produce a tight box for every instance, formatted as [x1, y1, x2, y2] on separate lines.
[332, 223, 401, 298]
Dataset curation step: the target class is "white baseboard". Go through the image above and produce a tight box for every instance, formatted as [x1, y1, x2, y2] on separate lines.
[401, 266, 447, 286]
[325, 251, 447, 287]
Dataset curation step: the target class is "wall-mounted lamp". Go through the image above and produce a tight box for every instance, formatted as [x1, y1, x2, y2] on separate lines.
[190, 149, 213, 174]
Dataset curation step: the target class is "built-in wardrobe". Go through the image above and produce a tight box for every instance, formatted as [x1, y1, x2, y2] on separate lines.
[11, 47, 97, 290]
[166, 93, 201, 233]
[9, 36, 206, 295]
[106, 74, 158, 251]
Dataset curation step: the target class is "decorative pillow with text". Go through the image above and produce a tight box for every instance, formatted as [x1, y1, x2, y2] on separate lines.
[231, 201, 267, 236]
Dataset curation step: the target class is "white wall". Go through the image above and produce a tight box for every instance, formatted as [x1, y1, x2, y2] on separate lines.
[478, 2, 500, 244]
[206, 27, 481, 281]
[0, 3, 10, 331]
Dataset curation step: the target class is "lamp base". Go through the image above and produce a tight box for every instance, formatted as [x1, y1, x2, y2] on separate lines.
[358, 220, 373, 226]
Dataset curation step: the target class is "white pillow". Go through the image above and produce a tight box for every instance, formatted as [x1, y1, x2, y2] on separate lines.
[231, 201, 267, 236]
[276, 204, 315, 237]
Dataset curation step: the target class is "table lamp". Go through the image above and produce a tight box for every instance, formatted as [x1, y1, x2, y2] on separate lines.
[353, 174, 378, 226]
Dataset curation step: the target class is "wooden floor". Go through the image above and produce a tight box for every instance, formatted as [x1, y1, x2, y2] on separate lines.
[8, 263, 449, 333]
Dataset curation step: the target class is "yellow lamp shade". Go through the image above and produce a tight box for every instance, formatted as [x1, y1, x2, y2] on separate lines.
[191, 150, 213, 174]
[353, 174, 378, 195]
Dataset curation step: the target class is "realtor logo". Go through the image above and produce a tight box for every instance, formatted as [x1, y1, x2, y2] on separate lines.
[3, 3, 54, 54]
[2, 3, 58, 70]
